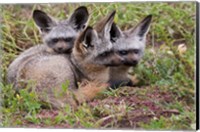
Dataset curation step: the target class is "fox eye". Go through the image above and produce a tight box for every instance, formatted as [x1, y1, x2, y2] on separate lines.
[52, 38, 59, 43]
[119, 50, 128, 55]
[133, 49, 139, 54]
[100, 52, 108, 57]
[64, 37, 73, 42]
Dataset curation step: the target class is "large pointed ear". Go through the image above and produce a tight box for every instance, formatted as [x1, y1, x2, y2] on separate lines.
[110, 22, 122, 42]
[128, 15, 152, 39]
[103, 11, 116, 36]
[32, 10, 56, 33]
[94, 10, 116, 37]
[69, 6, 89, 31]
[76, 26, 97, 49]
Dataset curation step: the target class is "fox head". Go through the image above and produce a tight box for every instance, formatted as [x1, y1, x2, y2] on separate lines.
[110, 15, 152, 66]
[33, 6, 89, 54]
[72, 11, 123, 67]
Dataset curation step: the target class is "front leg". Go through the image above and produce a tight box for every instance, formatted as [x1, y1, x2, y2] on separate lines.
[108, 78, 134, 89]
[108, 74, 140, 89]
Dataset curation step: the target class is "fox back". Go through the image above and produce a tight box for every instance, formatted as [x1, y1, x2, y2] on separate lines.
[15, 52, 79, 108]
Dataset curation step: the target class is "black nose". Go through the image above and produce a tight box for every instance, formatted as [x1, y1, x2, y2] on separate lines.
[121, 59, 125, 63]
[58, 47, 63, 51]
[132, 61, 138, 66]
[56, 47, 65, 53]
[55, 47, 65, 53]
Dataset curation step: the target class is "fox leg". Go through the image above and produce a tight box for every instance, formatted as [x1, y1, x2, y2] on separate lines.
[108, 74, 139, 89]
[108, 79, 134, 89]
[38, 81, 108, 109]
[73, 81, 108, 104]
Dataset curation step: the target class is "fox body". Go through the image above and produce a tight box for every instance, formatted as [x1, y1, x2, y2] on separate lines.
[109, 15, 152, 88]
[11, 11, 122, 109]
[16, 52, 109, 108]
[7, 6, 89, 84]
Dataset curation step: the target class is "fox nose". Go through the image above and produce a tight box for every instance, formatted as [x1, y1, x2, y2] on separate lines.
[132, 60, 138, 66]
[121, 59, 125, 63]
[57, 47, 64, 52]
[58, 47, 63, 51]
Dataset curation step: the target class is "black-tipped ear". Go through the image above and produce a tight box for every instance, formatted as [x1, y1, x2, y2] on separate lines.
[83, 27, 94, 48]
[69, 6, 89, 31]
[77, 26, 95, 48]
[33, 10, 55, 32]
[110, 22, 122, 42]
[130, 15, 152, 38]
[103, 10, 116, 36]
[137, 15, 152, 37]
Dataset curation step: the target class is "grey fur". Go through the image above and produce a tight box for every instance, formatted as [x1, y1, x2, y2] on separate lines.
[109, 15, 152, 88]
[33, 6, 89, 53]
[7, 6, 89, 84]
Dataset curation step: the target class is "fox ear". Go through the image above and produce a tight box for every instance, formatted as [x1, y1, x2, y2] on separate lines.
[128, 15, 152, 39]
[110, 22, 122, 42]
[33, 10, 55, 33]
[77, 26, 97, 49]
[104, 11, 116, 36]
[69, 6, 89, 31]
[102, 11, 116, 38]
[82, 27, 96, 48]
[94, 10, 116, 38]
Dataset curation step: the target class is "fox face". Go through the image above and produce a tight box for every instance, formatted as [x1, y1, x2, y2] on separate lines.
[110, 15, 152, 66]
[33, 6, 89, 53]
[73, 11, 123, 67]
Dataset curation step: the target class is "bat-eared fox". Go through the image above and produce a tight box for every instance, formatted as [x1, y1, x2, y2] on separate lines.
[109, 15, 152, 88]
[7, 6, 89, 84]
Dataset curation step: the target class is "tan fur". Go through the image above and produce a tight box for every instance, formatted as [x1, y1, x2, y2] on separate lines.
[94, 11, 115, 33]
[71, 42, 110, 83]
[71, 11, 118, 83]
[72, 48, 110, 82]
[13, 48, 110, 109]
[7, 44, 54, 84]
[109, 66, 129, 82]
[74, 81, 108, 103]
[71, 11, 120, 84]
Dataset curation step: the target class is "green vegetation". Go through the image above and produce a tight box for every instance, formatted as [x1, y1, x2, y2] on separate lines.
[0, 2, 196, 129]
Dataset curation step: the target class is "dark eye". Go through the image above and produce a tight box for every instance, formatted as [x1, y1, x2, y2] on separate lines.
[52, 38, 59, 43]
[119, 50, 128, 55]
[64, 37, 73, 42]
[100, 52, 108, 57]
[133, 49, 139, 54]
